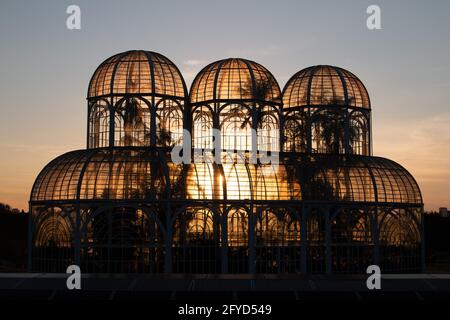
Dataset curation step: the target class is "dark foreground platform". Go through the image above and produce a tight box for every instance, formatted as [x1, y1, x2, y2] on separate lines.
[1, 273, 450, 300]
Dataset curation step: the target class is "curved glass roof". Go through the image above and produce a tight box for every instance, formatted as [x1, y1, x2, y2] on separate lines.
[88, 50, 186, 99]
[189, 58, 281, 104]
[30, 148, 300, 202]
[283, 65, 370, 109]
[31, 149, 421, 205]
[298, 154, 422, 204]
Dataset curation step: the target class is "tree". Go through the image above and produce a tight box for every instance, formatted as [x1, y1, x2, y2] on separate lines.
[284, 111, 307, 152]
[312, 96, 358, 154]
[0, 203, 24, 214]
[0, 203, 12, 215]
[239, 78, 279, 130]
[120, 97, 148, 146]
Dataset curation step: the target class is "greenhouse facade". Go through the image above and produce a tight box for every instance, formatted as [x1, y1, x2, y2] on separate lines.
[29, 51, 424, 274]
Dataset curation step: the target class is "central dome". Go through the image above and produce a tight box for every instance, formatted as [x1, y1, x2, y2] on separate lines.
[190, 58, 281, 104]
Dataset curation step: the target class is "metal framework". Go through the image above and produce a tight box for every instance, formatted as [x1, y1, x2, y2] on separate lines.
[189, 58, 281, 152]
[29, 52, 424, 274]
[87, 50, 187, 148]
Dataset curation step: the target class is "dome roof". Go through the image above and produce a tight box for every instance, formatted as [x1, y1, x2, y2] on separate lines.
[189, 58, 281, 104]
[31, 149, 421, 205]
[298, 154, 422, 204]
[283, 65, 370, 109]
[30, 148, 300, 202]
[88, 50, 187, 99]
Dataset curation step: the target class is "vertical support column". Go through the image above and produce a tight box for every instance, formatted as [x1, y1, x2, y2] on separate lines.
[164, 230, 173, 274]
[420, 209, 426, 273]
[279, 110, 284, 152]
[248, 206, 256, 274]
[212, 205, 222, 273]
[368, 111, 373, 156]
[75, 206, 81, 267]
[325, 207, 332, 275]
[109, 101, 115, 147]
[344, 110, 350, 154]
[300, 205, 307, 274]
[372, 207, 380, 267]
[86, 102, 91, 148]
[251, 105, 258, 164]
[150, 101, 157, 147]
[221, 206, 228, 273]
[306, 111, 312, 153]
[164, 204, 173, 274]
[107, 208, 112, 273]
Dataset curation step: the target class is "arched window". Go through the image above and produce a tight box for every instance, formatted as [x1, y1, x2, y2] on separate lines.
[220, 104, 252, 151]
[227, 208, 248, 247]
[33, 207, 73, 272]
[114, 98, 150, 147]
[311, 109, 346, 154]
[283, 110, 306, 152]
[155, 99, 183, 147]
[258, 106, 279, 152]
[192, 106, 213, 149]
[186, 208, 215, 242]
[349, 112, 369, 155]
[172, 207, 221, 273]
[88, 100, 110, 148]
[82, 207, 164, 273]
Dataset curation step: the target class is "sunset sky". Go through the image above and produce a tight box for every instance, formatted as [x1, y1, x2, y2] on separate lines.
[0, 0, 449, 211]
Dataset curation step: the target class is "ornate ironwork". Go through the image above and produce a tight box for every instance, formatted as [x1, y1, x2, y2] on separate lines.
[29, 52, 424, 274]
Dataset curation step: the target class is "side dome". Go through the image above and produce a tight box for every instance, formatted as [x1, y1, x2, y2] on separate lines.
[30, 148, 173, 201]
[300, 154, 422, 205]
[88, 50, 187, 99]
[283, 65, 370, 109]
[189, 58, 281, 104]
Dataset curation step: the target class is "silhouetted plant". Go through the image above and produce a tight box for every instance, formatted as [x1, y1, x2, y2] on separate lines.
[312, 110, 358, 154]
[121, 97, 148, 146]
[239, 78, 279, 130]
[284, 111, 307, 152]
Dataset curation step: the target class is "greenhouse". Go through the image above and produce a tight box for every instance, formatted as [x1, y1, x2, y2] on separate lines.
[29, 50, 424, 274]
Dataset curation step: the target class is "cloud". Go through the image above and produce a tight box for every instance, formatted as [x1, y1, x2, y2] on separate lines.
[411, 114, 450, 150]
[181, 59, 208, 86]
[223, 43, 290, 60]
[183, 59, 207, 67]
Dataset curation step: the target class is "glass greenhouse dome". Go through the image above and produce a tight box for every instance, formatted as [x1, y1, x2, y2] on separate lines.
[283, 65, 371, 155]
